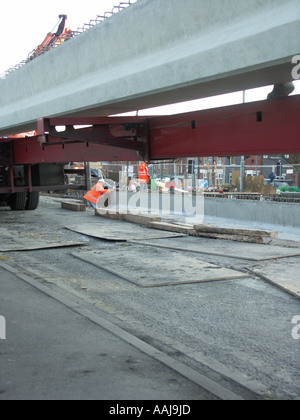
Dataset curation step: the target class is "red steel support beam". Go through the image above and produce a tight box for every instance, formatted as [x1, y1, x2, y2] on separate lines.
[3, 95, 300, 164]
[13, 136, 144, 164]
[149, 95, 300, 159]
[13, 116, 149, 164]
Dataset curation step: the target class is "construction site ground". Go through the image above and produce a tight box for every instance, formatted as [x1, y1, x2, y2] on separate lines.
[0, 195, 299, 400]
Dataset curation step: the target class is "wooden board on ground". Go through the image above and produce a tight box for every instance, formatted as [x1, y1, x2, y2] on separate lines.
[148, 221, 196, 235]
[132, 236, 300, 261]
[147, 221, 278, 244]
[194, 224, 278, 238]
[95, 209, 162, 226]
[0, 227, 86, 252]
[72, 246, 249, 288]
[65, 223, 186, 242]
[192, 224, 278, 244]
[61, 201, 86, 212]
[248, 261, 300, 298]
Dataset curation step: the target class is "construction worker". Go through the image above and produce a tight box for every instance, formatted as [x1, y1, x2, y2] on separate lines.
[138, 161, 149, 192]
[84, 181, 110, 209]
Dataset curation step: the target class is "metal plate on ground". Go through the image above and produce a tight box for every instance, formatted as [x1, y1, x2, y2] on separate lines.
[65, 223, 185, 242]
[133, 237, 300, 261]
[249, 261, 300, 298]
[0, 227, 86, 252]
[72, 246, 248, 288]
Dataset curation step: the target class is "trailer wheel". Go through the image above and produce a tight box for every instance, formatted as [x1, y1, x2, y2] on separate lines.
[25, 191, 40, 210]
[9, 192, 27, 211]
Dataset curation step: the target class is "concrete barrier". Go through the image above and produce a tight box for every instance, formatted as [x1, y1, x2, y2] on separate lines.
[204, 198, 300, 229]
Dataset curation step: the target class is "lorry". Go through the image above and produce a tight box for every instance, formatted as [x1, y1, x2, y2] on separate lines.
[0, 11, 299, 211]
[0, 154, 66, 211]
[0, 16, 73, 211]
[275, 184, 300, 194]
[271, 177, 300, 194]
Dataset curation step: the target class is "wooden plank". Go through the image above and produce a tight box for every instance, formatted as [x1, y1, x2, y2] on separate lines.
[94, 209, 124, 221]
[122, 213, 161, 226]
[61, 201, 86, 212]
[148, 222, 268, 243]
[95, 209, 161, 225]
[148, 221, 194, 235]
[190, 231, 264, 244]
[194, 224, 277, 238]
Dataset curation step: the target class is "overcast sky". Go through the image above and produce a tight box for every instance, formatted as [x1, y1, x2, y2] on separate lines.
[0, 0, 299, 115]
[0, 0, 129, 74]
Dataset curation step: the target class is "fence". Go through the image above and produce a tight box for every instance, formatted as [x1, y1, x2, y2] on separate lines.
[61, 160, 300, 203]
[102, 161, 300, 191]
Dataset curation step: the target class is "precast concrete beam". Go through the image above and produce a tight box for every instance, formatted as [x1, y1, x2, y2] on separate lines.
[0, 0, 299, 136]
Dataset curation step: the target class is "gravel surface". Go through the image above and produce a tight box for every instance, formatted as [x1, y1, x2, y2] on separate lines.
[1, 195, 299, 400]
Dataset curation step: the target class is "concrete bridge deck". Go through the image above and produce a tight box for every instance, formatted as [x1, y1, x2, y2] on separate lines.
[0, 0, 299, 136]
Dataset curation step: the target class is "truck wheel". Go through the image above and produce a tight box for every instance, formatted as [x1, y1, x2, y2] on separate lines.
[25, 191, 40, 210]
[9, 192, 27, 211]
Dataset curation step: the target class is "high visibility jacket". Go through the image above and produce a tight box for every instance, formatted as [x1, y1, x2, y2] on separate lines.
[84, 183, 107, 205]
[138, 162, 149, 184]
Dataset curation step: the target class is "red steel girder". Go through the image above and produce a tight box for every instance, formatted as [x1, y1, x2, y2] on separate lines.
[37, 116, 148, 150]
[5, 95, 300, 164]
[13, 135, 144, 164]
[149, 95, 300, 159]
[13, 116, 150, 164]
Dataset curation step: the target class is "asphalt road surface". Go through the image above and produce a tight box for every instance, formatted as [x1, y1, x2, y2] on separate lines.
[0, 195, 299, 400]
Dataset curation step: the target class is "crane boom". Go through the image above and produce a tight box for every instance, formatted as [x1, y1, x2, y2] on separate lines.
[28, 15, 72, 61]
